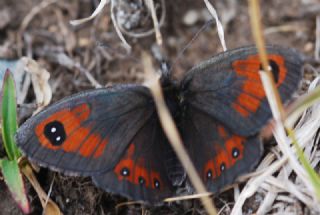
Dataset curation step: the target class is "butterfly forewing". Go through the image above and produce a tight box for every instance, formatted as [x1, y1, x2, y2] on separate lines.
[16, 85, 155, 175]
[179, 45, 303, 193]
[180, 45, 303, 136]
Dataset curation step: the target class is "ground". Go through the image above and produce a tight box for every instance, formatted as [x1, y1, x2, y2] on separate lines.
[0, 0, 319, 214]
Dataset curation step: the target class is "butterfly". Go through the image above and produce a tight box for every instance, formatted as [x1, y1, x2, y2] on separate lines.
[15, 45, 303, 204]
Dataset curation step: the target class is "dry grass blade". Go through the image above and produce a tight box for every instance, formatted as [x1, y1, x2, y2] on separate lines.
[110, 0, 131, 51]
[20, 162, 61, 215]
[69, 0, 109, 25]
[142, 52, 217, 215]
[118, 0, 166, 38]
[249, 0, 320, 202]
[231, 156, 287, 214]
[20, 57, 52, 112]
[144, 0, 162, 45]
[232, 0, 320, 214]
[203, 0, 227, 51]
[164, 192, 212, 202]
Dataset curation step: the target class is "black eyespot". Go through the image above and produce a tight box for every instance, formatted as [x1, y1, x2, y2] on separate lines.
[138, 176, 145, 185]
[259, 60, 280, 83]
[154, 179, 160, 189]
[232, 148, 240, 158]
[207, 170, 213, 179]
[44, 121, 66, 146]
[269, 60, 280, 83]
[220, 163, 226, 172]
[121, 168, 130, 177]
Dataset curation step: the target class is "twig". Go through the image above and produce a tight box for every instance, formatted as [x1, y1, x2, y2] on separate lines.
[119, 0, 166, 38]
[110, 0, 132, 52]
[142, 52, 217, 215]
[69, 0, 109, 25]
[203, 0, 227, 51]
[145, 0, 162, 46]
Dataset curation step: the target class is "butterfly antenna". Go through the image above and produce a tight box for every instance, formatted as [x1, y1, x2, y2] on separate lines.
[153, 19, 215, 81]
[173, 19, 215, 66]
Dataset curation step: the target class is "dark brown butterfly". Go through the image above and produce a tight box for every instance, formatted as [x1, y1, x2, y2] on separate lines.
[16, 45, 303, 203]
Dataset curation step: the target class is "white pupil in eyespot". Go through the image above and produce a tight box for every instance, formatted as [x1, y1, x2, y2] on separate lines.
[56, 136, 61, 141]
[51, 127, 57, 133]
[233, 150, 238, 157]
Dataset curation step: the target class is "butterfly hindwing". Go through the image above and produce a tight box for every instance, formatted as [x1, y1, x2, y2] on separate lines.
[180, 106, 262, 192]
[16, 85, 155, 175]
[180, 45, 303, 136]
[92, 112, 175, 203]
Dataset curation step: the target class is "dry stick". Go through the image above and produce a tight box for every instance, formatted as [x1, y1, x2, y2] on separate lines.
[231, 155, 287, 215]
[145, 1, 215, 211]
[203, 0, 227, 51]
[119, 0, 165, 38]
[142, 53, 217, 215]
[110, 0, 131, 52]
[249, 0, 314, 187]
[232, 0, 313, 214]
[248, 0, 284, 120]
[145, 0, 163, 45]
[247, 0, 317, 209]
[165, 192, 212, 202]
[20, 163, 61, 215]
[69, 0, 109, 25]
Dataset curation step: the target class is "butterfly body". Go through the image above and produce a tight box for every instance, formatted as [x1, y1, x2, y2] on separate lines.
[15, 45, 303, 203]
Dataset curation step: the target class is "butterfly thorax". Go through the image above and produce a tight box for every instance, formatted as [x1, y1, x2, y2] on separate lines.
[161, 78, 181, 119]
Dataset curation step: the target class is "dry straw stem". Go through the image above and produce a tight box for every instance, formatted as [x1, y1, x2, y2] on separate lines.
[118, 0, 165, 39]
[164, 192, 212, 202]
[142, 52, 217, 215]
[110, 0, 132, 51]
[203, 0, 227, 51]
[20, 160, 61, 215]
[228, 0, 320, 214]
[70, 0, 131, 51]
[249, 0, 320, 201]
[144, 0, 163, 46]
[20, 57, 52, 112]
[249, 0, 308, 185]
[69, 0, 109, 25]
[232, 77, 320, 214]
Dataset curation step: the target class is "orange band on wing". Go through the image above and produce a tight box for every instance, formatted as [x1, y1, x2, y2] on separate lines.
[204, 135, 245, 180]
[34, 103, 108, 158]
[224, 135, 244, 165]
[114, 145, 163, 190]
[232, 54, 287, 117]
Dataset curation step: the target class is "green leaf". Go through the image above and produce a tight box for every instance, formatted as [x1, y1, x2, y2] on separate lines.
[1, 69, 21, 160]
[285, 85, 320, 127]
[1, 159, 30, 214]
[287, 129, 320, 201]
